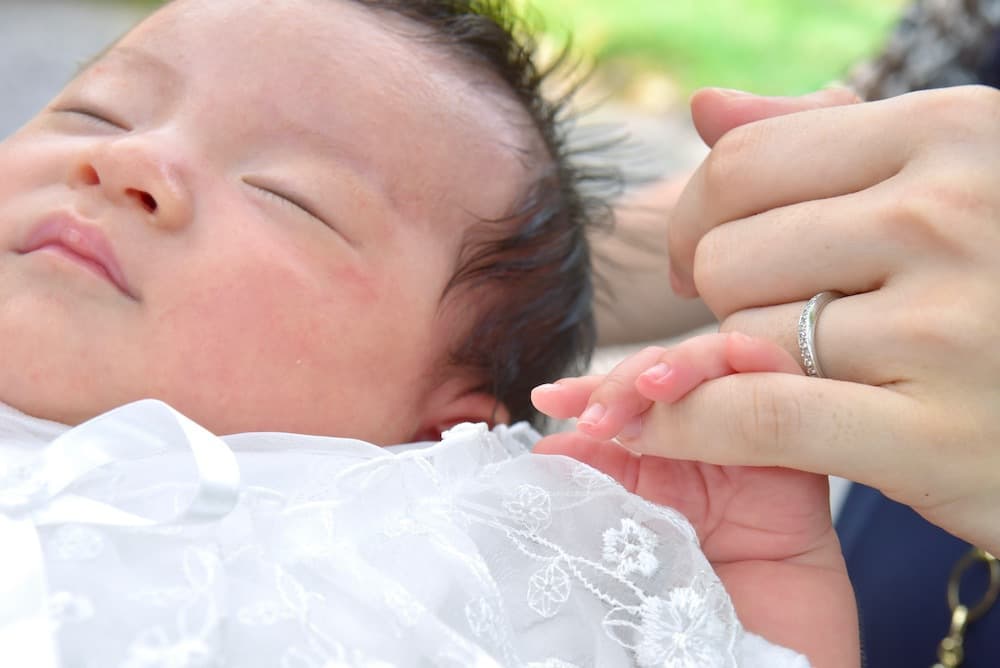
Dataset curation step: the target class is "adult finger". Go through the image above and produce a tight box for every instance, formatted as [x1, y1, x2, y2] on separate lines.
[717, 269, 988, 387]
[669, 94, 918, 294]
[719, 294, 876, 385]
[624, 371, 1000, 552]
[627, 373, 922, 492]
[718, 295, 908, 386]
[691, 86, 861, 147]
[691, 184, 903, 316]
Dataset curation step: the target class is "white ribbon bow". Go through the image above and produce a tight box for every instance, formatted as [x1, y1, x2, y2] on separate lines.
[0, 400, 240, 668]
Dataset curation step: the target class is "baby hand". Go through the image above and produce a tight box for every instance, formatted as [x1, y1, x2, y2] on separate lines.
[532, 332, 801, 445]
[532, 333, 858, 668]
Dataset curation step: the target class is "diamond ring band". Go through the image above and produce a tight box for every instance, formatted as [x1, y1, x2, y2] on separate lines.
[798, 291, 844, 378]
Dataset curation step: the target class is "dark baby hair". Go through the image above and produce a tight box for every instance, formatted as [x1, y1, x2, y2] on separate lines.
[355, 0, 616, 427]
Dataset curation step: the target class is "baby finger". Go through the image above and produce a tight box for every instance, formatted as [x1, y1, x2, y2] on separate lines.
[576, 346, 667, 440]
[531, 375, 605, 420]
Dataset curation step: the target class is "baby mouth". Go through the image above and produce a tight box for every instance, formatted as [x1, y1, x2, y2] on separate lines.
[18, 215, 136, 298]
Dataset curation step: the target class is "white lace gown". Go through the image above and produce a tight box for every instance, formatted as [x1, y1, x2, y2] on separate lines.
[0, 400, 808, 667]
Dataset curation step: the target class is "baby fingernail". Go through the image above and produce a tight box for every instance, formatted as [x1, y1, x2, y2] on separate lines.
[533, 383, 563, 393]
[579, 403, 606, 426]
[641, 363, 672, 384]
[619, 416, 643, 440]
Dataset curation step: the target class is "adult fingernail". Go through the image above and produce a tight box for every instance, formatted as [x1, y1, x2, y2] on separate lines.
[641, 363, 672, 384]
[619, 416, 643, 441]
[820, 84, 861, 103]
[579, 403, 606, 426]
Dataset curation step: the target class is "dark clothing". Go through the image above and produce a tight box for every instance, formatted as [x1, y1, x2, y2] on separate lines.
[836, 484, 1000, 667]
[978, 30, 1000, 88]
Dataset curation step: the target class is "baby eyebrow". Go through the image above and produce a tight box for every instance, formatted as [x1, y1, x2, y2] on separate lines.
[72, 45, 182, 94]
[283, 129, 400, 217]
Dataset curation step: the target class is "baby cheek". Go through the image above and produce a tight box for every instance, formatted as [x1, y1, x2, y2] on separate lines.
[158, 254, 406, 380]
[0, 140, 54, 200]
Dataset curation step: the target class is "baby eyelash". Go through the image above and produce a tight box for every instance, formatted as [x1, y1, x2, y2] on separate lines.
[56, 107, 129, 131]
[244, 180, 334, 233]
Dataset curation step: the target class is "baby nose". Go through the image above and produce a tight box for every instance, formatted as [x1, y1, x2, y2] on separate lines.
[72, 138, 192, 231]
[127, 187, 159, 214]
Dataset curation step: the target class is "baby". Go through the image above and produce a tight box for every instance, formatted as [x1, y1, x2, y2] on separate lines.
[0, 0, 593, 444]
[0, 0, 848, 665]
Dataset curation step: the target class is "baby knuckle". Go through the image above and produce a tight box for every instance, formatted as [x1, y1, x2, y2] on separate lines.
[637, 345, 668, 359]
[593, 374, 637, 401]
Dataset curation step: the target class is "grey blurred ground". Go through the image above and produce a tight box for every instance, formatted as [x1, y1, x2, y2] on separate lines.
[0, 1, 145, 138]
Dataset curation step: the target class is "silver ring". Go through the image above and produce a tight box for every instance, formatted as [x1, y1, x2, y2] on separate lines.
[797, 291, 844, 378]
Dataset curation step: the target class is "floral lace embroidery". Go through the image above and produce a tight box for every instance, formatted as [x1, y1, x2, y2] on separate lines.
[527, 563, 572, 618]
[635, 575, 733, 667]
[446, 426, 739, 666]
[602, 519, 660, 578]
[503, 484, 552, 533]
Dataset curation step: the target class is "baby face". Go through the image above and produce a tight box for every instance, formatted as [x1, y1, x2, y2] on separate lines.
[0, 0, 528, 442]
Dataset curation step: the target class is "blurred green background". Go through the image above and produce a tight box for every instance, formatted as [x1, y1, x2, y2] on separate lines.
[111, 0, 907, 98]
[524, 0, 907, 96]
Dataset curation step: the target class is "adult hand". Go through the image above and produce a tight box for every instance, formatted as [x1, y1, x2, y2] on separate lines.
[592, 86, 861, 345]
[658, 85, 1000, 554]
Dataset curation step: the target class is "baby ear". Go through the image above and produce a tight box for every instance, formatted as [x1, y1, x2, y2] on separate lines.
[411, 389, 511, 443]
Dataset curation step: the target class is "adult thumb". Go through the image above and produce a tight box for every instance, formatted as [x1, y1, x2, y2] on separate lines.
[691, 86, 861, 147]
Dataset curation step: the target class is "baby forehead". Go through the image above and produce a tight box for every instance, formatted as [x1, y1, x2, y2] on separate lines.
[133, 0, 539, 213]
[148, 0, 525, 122]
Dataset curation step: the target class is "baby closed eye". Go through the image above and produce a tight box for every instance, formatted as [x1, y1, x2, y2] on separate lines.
[245, 180, 327, 224]
[52, 107, 131, 132]
[243, 179, 354, 246]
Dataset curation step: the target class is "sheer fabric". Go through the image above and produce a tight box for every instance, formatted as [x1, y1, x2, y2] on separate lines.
[0, 400, 807, 667]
